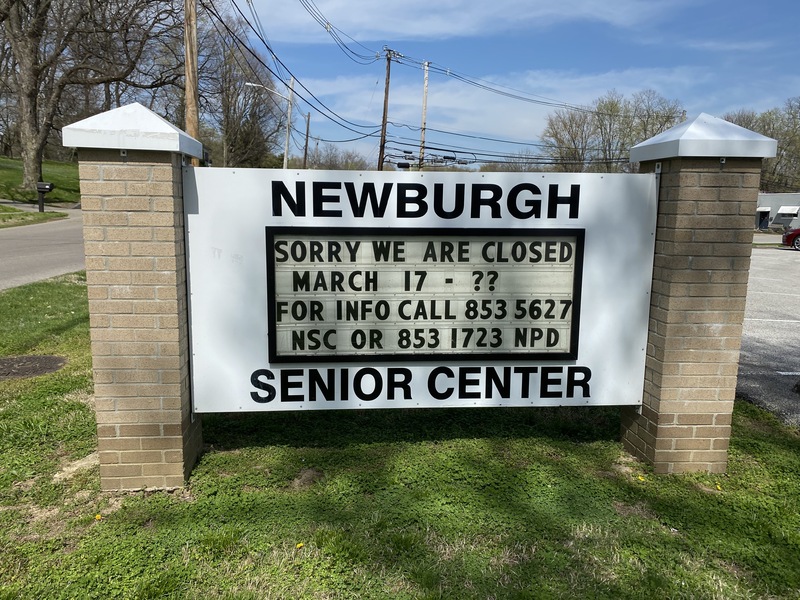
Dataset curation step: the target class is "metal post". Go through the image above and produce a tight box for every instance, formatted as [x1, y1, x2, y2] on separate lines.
[283, 78, 294, 169]
[303, 113, 311, 169]
[377, 49, 392, 170]
[419, 61, 429, 170]
[184, 0, 199, 166]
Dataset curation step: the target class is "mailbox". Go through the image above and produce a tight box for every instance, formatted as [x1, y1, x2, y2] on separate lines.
[36, 181, 55, 212]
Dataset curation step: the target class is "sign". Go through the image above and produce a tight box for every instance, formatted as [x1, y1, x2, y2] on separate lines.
[267, 228, 583, 361]
[183, 170, 657, 412]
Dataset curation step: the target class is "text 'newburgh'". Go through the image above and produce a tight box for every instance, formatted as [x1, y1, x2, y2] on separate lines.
[271, 181, 581, 220]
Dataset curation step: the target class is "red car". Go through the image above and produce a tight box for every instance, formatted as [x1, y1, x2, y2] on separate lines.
[782, 228, 800, 250]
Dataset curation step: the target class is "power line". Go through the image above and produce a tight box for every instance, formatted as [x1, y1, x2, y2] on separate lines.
[212, 2, 602, 155]
[394, 55, 595, 115]
[296, 0, 381, 65]
[204, 0, 383, 138]
[388, 121, 550, 148]
[208, 0, 679, 167]
[224, 0, 384, 133]
[244, 0, 290, 83]
[283, 1, 684, 124]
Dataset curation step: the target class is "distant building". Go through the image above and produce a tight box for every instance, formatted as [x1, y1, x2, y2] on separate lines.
[756, 193, 800, 229]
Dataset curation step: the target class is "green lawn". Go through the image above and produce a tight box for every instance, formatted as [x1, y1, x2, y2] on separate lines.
[0, 156, 81, 204]
[0, 205, 67, 229]
[0, 275, 798, 599]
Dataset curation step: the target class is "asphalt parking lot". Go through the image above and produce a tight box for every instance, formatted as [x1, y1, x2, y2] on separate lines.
[737, 243, 800, 425]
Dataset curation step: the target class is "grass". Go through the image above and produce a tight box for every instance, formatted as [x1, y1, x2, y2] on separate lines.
[0, 156, 81, 204]
[0, 275, 798, 599]
[0, 205, 67, 229]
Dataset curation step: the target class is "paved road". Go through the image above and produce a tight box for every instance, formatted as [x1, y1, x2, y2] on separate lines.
[737, 246, 800, 425]
[0, 210, 797, 423]
[0, 202, 85, 291]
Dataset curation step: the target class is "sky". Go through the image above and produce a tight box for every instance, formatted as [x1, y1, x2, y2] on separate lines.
[239, 0, 800, 167]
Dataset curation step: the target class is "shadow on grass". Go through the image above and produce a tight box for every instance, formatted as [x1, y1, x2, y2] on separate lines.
[181, 402, 799, 598]
[24, 402, 797, 599]
[201, 405, 623, 450]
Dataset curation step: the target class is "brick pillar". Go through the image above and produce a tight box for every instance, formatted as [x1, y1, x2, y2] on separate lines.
[77, 148, 202, 489]
[620, 157, 763, 473]
[619, 113, 776, 474]
[64, 103, 204, 490]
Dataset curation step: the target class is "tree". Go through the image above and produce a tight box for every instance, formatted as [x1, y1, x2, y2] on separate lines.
[590, 90, 632, 172]
[3, 0, 182, 190]
[539, 109, 593, 172]
[725, 98, 800, 192]
[304, 142, 368, 170]
[628, 89, 685, 142]
[197, 8, 285, 168]
[540, 89, 684, 172]
[0, 0, 16, 23]
[723, 108, 759, 131]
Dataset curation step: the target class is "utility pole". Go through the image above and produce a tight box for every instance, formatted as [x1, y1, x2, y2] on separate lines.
[184, 0, 199, 165]
[419, 61, 429, 170]
[302, 113, 311, 169]
[283, 77, 295, 169]
[377, 48, 393, 171]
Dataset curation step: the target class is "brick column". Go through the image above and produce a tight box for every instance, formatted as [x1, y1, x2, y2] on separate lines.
[64, 103, 204, 490]
[620, 115, 776, 474]
[620, 157, 764, 473]
[77, 149, 201, 489]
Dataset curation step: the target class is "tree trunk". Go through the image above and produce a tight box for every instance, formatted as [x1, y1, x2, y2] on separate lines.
[16, 71, 43, 190]
[6, 1, 45, 191]
[16, 86, 48, 190]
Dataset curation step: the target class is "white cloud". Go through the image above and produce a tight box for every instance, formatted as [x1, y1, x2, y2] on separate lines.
[300, 64, 712, 163]
[249, 0, 797, 162]
[682, 39, 775, 52]
[249, 0, 692, 43]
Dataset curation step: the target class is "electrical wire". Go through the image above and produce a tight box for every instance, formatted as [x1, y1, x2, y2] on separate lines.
[204, 0, 383, 138]
[224, 0, 385, 133]
[296, 0, 381, 65]
[244, 0, 288, 80]
[207, 0, 680, 168]
[215, 2, 633, 159]
[393, 55, 594, 114]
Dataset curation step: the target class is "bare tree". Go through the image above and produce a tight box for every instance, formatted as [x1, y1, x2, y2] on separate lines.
[0, 29, 17, 156]
[0, 0, 16, 24]
[305, 142, 368, 170]
[723, 108, 760, 131]
[540, 109, 593, 172]
[540, 89, 683, 172]
[590, 90, 635, 172]
[4, 0, 182, 190]
[725, 99, 800, 192]
[195, 5, 285, 168]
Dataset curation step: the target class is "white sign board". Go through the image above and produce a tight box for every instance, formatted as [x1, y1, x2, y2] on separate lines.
[183, 169, 657, 412]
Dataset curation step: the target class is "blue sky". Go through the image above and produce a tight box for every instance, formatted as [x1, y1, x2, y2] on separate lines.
[241, 0, 800, 166]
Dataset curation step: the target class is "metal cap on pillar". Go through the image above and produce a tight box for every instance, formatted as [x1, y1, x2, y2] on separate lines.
[630, 113, 777, 162]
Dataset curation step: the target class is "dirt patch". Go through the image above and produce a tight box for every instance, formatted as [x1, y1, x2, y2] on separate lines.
[0, 355, 66, 380]
[289, 468, 324, 490]
[694, 483, 723, 495]
[53, 452, 99, 484]
[613, 501, 656, 520]
[63, 389, 94, 409]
